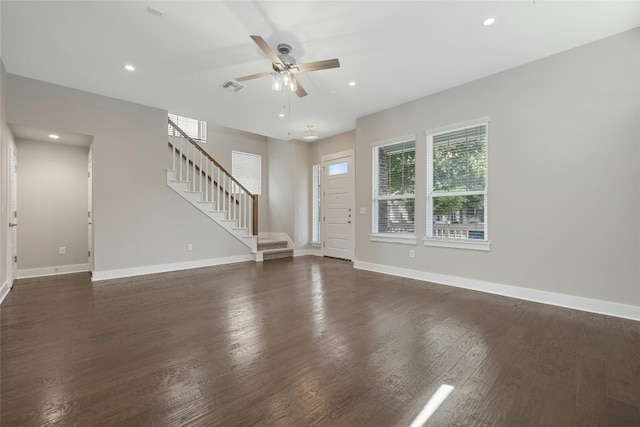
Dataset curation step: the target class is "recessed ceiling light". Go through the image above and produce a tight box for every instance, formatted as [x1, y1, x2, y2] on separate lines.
[278, 113, 286, 118]
[49, 134, 59, 139]
[348, 81, 357, 87]
[124, 64, 136, 71]
[482, 17, 496, 26]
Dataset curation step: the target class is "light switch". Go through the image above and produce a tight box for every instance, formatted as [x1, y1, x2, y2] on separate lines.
[359, 207, 366, 215]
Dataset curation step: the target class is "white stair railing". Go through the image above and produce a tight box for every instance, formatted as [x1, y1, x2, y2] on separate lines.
[167, 118, 258, 235]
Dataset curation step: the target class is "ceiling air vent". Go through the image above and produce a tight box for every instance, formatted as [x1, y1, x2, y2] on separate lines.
[220, 79, 246, 93]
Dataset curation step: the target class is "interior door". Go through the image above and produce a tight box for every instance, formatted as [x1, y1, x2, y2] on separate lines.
[88, 146, 93, 275]
[322, 151, 354, 260]
[9, 142, 18, 285]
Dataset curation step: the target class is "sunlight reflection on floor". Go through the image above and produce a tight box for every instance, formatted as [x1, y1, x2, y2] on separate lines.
[409, 384, 454, 427]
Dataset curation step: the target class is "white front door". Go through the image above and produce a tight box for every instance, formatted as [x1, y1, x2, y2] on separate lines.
[322, 150, 354, 260]
[9, 142, 18, 285]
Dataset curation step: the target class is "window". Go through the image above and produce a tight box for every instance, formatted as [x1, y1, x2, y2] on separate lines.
[328, 162, 348, 175]
[232, 151, 261, 195]
[312, 164, 321, 243]
[168, 113, 207, 143]
[372, 138, 416, 237]
[426, 122, 488, 249]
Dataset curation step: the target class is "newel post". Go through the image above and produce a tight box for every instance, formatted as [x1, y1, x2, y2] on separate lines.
[252, 194, 259, 235]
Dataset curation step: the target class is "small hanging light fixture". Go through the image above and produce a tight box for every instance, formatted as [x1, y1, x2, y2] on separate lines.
[272, 70, 298, 92]
[302, 125, 319, 140]
[272, 73, 283, 91]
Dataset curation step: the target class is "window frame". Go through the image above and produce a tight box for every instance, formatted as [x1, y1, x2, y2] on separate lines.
[370, 134, 417, 244]
[425, 118, 490, 251]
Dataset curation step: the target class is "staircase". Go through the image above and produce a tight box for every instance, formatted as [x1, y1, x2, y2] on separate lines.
[165, 118, 294, 261]
[166, 118, 258, 253]
[257, 238, 293, 260]
[165, 169, 257, 252]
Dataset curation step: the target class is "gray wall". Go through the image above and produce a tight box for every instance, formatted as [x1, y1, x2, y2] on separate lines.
[192, 122, 270, 231]
[267, 138, 295, 240]
[16, 139, 89, 269]
[354, 28, 640, 306]
[7, 75, 250, 274]
[310, 130, 356, 163]
[294, 140, 310, 248]
[266, 138, 313, 249]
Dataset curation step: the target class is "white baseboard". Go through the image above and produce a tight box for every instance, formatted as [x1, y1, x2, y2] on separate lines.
[353, 260, 640, 321]
[92, 254, 254, 281]
[17, 263, 89, 279]
[0, 280, 10, 305]
[294, 248, 323, 257]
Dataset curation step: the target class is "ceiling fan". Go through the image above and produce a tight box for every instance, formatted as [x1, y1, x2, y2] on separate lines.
[236, 35, 340, 98]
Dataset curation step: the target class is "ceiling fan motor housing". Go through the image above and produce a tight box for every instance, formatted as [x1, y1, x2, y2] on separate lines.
[277, 43, 296, 67]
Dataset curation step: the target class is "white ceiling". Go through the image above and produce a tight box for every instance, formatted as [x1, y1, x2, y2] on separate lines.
[2, 1, 639, 141]
[8, 123, 93, 147]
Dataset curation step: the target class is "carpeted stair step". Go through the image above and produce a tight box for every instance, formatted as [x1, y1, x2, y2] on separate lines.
[262, 248, 294, 261]
[257, 238, 289, 251]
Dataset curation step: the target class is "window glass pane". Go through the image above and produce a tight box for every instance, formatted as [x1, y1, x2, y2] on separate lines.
[427, 123, 488, 242]
[375, 198, 415, 234]
[376, 140, 415, 196]
[433, 125, 485, 193]
[232, 151, 261, 195]
[312, 164, 321, 242]
[328, 162, 348, 176]
[168, 113, 207, 142]
[432, 195, 485, 239]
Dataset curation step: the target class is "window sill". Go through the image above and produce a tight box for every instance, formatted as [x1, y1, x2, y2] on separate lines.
[423, 238, 491, 251]
[370, 233, 417, 245]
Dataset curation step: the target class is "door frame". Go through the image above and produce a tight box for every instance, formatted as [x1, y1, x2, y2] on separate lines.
[8, 139, 18, 287]
[320, 149, 355, 261]
[87, 145, 94, 275]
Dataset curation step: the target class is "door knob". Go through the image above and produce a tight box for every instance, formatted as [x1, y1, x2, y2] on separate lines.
[8, 223, 17, 228]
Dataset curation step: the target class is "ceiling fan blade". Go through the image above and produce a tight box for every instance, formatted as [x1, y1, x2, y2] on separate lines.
[295, 81, 308, 98]
[236, 71, 272, 82]
[296, 58, 340, 73]
[250, 35, 283, 67]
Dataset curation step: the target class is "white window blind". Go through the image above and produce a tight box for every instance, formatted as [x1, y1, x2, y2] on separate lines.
[232, 151, 261, 195]
[427, 123, 487, 241]
[168, 113, 207, 142]
[372, 139, 416, 234]
[312, 164, 321, 243]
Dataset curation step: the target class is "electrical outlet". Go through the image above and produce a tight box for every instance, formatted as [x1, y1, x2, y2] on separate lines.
[409, 249, 415, 258]
[187, 244, 193, 251]
[58, 247, 66, 255]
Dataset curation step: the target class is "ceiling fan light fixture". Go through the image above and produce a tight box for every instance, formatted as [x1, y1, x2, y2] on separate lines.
[282, 70, 291, 87]
[240, 35, 340, 98]
[272, 73, 283, 91]
[303, 125, 319, 141]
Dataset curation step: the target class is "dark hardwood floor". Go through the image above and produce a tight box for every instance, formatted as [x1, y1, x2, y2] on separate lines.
[1, 256, 638, 426]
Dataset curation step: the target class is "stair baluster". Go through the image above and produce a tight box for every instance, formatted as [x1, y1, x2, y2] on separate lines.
[167, 118, 258, 238]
